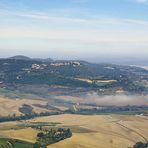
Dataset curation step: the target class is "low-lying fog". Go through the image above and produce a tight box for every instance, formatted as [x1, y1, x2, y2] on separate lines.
[59, 93, 148, 106]
[85, 93, 148, 106]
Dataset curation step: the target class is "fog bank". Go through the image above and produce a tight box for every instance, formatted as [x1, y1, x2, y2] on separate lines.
[85, 93, 148, 106]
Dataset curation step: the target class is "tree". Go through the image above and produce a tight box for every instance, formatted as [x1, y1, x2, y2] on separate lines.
[37, 132, 44, 139]
[33, 142, 46, 148]
[134, 142, 148, 148]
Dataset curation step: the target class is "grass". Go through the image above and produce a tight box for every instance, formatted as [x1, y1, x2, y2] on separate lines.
[18, 122, 61, 128]
[13, 142, 33, 148]
[0, 138, 7, 144]
[0, 138, 34, 148]
[61, 125, 94, 133]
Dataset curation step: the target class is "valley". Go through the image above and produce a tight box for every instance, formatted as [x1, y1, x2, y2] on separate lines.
[0, 57, 148, 148]
[1, 0, 148, 147]
[0, 114, 148, 148]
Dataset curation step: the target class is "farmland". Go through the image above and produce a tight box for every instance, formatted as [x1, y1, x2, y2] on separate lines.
[0, 114, 148, 148]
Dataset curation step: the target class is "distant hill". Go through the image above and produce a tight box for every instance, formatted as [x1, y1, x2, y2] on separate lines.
[7, 55, 53, 62]
[9, 55, 31, 60]
[0, 56, 147, 95]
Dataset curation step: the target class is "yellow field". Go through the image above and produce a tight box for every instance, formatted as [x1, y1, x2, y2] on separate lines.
[34, 114, 148, 148]
[74, 78, 117, 84]
[74, 78, 93, 84]
[0, 97, 48, 116]
[96, 80, 117, 83]
[0, 128, 37, 143]
[0, 114, 148, 148]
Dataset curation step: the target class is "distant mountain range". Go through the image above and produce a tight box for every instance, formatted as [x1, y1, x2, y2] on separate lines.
[1, 55, 148, 66]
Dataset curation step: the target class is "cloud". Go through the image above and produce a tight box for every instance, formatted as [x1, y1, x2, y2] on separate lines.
[0, 8, 148, 47]
[135, 0, 148, 3]
[0, 26, 148, 43]
[1, 8, 148, 26]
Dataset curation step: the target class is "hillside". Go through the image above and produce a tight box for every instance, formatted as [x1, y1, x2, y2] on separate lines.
[0, 56, 147, 96]
[0, 57, 147, 148]
[8, 55, 31, 61]
[0, 114, 148, 148]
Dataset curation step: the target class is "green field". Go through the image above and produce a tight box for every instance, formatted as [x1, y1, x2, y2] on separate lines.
[0, 138, 34, 148]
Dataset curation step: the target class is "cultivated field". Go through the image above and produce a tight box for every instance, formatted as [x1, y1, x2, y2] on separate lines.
[0, 114, 148, 148]
[0, 97, 48, 116]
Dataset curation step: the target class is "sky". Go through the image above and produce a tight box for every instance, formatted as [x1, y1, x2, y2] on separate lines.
[0, 0, 148, 62]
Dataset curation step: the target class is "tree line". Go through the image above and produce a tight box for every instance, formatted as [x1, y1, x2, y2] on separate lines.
[34, 128, 72, 148]
[0, 111, 62, 123]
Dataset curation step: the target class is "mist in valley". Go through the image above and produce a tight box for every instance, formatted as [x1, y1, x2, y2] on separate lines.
[78, 93, 148, 106]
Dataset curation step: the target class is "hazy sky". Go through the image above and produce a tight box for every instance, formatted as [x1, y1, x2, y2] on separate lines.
[0, 0, 148, 60]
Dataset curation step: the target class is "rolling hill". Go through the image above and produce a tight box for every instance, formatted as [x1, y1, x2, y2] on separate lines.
[0, 56, 147, 96]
